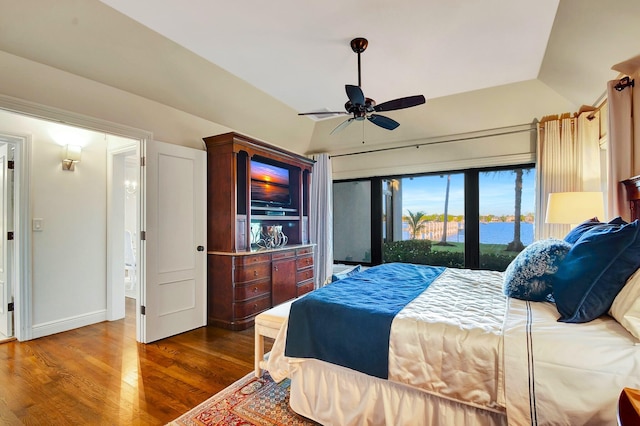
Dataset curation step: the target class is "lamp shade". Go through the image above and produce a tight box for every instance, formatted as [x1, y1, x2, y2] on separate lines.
[545, 192, 605, 225]
[62, 144, 82, 171]
[63, 144, 82, 162]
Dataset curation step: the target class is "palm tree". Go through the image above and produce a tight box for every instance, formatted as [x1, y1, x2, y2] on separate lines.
[403, 210, 428, 240]
[437, 174, 454, 246]
[506, 168, 525, 252]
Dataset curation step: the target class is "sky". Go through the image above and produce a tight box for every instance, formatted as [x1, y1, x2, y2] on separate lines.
[399, 169, 536, 217]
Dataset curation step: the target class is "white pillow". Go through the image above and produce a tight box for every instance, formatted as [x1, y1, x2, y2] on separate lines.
[610, 268, 640, 340]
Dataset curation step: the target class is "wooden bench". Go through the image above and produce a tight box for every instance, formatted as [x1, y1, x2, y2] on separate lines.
[254, 299, 296, 377]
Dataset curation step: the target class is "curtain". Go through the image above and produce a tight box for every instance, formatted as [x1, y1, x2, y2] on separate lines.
[535, 112, 602, 240]
[607, 74, 640, 221]
[309, 153, 333, 288]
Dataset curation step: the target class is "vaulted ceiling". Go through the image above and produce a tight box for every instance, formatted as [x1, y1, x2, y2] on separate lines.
[1, 1, 639, 155]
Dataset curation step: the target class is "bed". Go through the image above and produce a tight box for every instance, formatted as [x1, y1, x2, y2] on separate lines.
[266, 216, 640, 425]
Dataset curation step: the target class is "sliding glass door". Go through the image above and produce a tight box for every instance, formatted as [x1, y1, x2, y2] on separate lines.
[382, 174, 465, 267]
[334, 165, 536, 271]
[478, 167, 536, 270]
[333, 180, 372, 264]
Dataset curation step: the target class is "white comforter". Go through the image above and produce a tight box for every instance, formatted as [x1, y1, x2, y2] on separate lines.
[269, 267, 508, 412]
[267, 266, 640, 425]
[504, 298, 640, 425]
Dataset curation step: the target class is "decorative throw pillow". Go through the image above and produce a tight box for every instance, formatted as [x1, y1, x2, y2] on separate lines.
[502, 238, 572, 301]
[553, 220, 640, 323]
[609, 268, 640, 340]
[331, 264, 362, 282]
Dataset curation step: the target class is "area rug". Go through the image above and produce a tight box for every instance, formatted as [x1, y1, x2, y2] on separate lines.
[168, 371, 319, 426]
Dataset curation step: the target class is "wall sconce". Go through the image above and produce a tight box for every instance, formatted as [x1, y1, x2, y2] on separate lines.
[545, 192, 605, 228]
[62, 144, 82, 171]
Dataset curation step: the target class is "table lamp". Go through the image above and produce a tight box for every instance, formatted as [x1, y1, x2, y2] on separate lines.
[545, 192, 605, 228]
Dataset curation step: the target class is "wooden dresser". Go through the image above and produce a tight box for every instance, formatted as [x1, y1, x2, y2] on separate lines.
[204, 132, 315, 330]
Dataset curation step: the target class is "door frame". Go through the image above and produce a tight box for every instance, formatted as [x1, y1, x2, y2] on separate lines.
[0, 132, 28, 340]
[0, 94, 152, 341]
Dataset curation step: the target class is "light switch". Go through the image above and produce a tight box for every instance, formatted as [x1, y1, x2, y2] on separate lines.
[33, 218, 43, 232]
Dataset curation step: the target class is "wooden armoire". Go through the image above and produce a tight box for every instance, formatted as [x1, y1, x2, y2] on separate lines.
[203, 132, 315, 330]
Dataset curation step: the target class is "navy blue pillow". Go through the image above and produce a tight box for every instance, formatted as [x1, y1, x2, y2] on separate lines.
[503, 239, 572, 301]
[563, 217, 602, 244]
[608, 216, 628, 225]
[563, 217, 627, 244]
[553, 220, 640, 323]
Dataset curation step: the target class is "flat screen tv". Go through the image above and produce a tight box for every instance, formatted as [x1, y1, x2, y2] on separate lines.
[250, 159, 291, 207]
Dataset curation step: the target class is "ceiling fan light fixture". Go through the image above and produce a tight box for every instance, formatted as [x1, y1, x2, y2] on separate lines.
[298, 37, 426, 134]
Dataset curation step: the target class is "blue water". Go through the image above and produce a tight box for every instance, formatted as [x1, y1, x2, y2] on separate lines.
[403, 222, 534, 245]
[478, 222, 533, 245]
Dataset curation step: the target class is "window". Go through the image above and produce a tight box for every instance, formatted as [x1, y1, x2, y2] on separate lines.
[382, 174, 465, 268]
[333, 180, 372, 263]
[334, 165, 536, 271]
[478, 167, 536, 270]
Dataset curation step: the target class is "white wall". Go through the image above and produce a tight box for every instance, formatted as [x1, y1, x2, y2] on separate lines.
[0, 111, 109, 332]
[330, 124, 537, 180]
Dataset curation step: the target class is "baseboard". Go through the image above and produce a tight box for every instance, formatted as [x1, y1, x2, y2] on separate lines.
[31, 310, 108, 339]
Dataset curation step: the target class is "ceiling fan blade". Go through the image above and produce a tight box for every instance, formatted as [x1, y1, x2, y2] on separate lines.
[298, 111, 347, 116]
[374, 95, 426, 112]
[367, 114, 400, 130]
[346, 84, 365, 105]
[330, 118, 355, 135]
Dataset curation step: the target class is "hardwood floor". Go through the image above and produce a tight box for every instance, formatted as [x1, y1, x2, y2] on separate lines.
[0, 298, 271, 425]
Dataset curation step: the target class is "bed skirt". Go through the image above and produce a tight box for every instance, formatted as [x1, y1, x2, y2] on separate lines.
[289, 359, 506, 426]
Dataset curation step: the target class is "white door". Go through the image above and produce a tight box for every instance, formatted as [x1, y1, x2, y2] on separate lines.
[142, 140, 206, 343]
[0, 144, 10, 337]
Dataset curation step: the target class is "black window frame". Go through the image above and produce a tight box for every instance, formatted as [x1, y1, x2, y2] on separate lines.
[333, 163, 535, 268]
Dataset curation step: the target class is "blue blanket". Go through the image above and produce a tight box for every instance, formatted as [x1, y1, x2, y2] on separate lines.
[285, 263, 445, 379]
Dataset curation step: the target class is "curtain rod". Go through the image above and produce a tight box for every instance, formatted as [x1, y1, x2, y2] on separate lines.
[329, 124, 536, 159]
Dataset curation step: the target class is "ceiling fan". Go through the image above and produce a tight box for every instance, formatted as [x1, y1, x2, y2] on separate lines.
[298, 37, 426, 134]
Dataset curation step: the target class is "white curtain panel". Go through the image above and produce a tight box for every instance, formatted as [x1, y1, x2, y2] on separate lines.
[310, 153, 333, 288]
[606, 80, 634, 221]
[576, 110, 602, 192]
[607, 72, 640, 220]
[535, 110, 604, 240]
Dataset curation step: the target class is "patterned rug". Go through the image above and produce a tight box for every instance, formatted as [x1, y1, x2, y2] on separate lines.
[168, 372, 320, 426]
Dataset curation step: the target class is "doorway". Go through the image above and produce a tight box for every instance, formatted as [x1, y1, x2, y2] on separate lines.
[0, 103, 148, 342]
[0, 97, 205, 343]
[107, 139, 141, 324]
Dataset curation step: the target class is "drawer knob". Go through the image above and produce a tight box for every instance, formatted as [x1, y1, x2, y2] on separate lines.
[254, 270, 258, 277]
[253, 287, 258, 293]
[274, 266, 279, 272]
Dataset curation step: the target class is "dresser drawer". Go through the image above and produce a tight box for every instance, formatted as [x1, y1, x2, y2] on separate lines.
[235, 262, 271, 283]
[296, 246, 313, 256]
[234, 295, 271, 320]
[235, 253, 271, 266]
[272, 249, 295, 260]
[296, 268, 314, 283]
[297, 279, 314, 296]
[234, 279, 270, 302]
[296, 254, 314, 270]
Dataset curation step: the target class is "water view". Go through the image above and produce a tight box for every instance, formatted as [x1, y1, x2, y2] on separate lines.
[402, 222, 534, 245]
